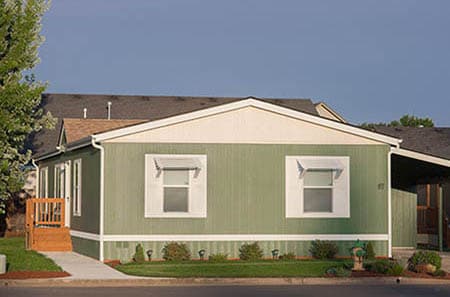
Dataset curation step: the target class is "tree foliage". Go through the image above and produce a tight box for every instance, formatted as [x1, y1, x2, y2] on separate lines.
[0, 0, 53, 214]
[361, 114, 434, 130]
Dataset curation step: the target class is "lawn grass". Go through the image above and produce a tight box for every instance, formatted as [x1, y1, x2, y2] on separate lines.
[116, 259, 351, 278]
[0, 237, 62, 272]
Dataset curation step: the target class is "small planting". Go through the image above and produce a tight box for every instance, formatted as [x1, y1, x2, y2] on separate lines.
[208, 253, 228, 262]
[239, 242, 264, 260]
[365, 259, 403, 275]
[408, 251, 442, 272]
[326, 266, 351, 277]
[309, 240, 338, 259]
[387, 262, 404, 276]
[365, 242, 376, 260]
[432, 269, 447, 277]
[162, 242, 191, 261]
[133, 244, 146, 263]
[279, 252, 296, 261]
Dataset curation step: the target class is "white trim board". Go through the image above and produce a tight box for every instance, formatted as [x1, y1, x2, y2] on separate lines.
[93, 99, 401, 146]
[70, 230, 100, 241]
[101, 234, 389, 242]
[391, 147, 450, 167]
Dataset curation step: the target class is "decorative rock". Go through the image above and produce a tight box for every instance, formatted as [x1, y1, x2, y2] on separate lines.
[0, 254, 6, 274]
[415, 263, 437, 274]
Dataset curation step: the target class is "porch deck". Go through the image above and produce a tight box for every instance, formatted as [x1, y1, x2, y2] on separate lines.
[25, 198, 72, 252]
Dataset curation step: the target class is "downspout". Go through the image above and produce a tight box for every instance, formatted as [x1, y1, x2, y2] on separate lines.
[31, 159, 39, 198]
[91, 137, 105, 262]
[388, 139, 402, 258]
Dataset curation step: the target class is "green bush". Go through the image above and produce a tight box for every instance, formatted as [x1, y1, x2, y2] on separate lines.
[133, 244, 146, 263]
[365, 242, 376, 260]
[408, 251, 442, 271]
[326, 266, 351, 277]
[432, 269, 447, 277]
[162, 242, 191, 261]
[279, 252, 296, 261]
[239, 242, 264, 260]
[309, 240, 338, 259]
[387, 262, 404, 276]
[208, 253, 228, 262]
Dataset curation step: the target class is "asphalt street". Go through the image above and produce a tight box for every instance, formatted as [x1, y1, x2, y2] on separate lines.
[1, 285, 450, 297]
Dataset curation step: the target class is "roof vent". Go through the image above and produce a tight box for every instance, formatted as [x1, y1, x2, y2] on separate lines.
[107, 101, 112, 120]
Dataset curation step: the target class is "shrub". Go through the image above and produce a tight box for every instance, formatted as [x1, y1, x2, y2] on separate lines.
[133, 244, 146, 263]
[432, 269, 447, 277]
[387, 262, 404, 276]
[408, 251, 442, 271]
[208, 253, 228, 262]
[365, 242, 376, 260]
[326, 266, 351, 277]
[279, 252, 296, 261]
[162, 242, 191, 261]
[309, 240, 338, 259]
[239, 242, 264, 260]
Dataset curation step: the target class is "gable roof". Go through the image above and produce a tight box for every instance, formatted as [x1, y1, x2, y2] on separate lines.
[31, 93, 319, 156]
[314, 102, 347, 123]
[372, 126, 450, 160]
[61, 118, 147, 145]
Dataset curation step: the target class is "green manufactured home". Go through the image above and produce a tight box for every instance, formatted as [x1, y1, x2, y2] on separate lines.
[34, 98, 450, 262]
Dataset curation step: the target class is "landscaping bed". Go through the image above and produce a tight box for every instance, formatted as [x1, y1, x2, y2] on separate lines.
[0, 237, 68, 279]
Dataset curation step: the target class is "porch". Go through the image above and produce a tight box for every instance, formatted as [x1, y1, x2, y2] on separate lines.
[25, 198, 72, 251]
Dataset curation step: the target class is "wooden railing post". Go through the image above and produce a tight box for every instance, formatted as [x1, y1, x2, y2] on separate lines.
[60, 198, 65, 228]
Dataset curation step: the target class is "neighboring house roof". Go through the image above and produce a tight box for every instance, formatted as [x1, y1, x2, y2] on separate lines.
[31, 93, 319, 156]
[373, 126, 450, 160]
[61, 118, 147, 144]
[314, 102, 347, 123]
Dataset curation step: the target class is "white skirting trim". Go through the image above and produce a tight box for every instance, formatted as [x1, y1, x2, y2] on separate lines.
[102, 234, 389, 242]
[70, 230, 100, 241]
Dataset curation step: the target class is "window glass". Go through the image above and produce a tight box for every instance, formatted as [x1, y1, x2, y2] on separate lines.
[304, 170, 333, 187]
[163, 188, 188, 212]
[163, 170, 189, 185]
[304, 189, 332, 212]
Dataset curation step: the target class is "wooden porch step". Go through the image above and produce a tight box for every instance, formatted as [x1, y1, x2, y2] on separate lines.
[31, 227, 73, 252]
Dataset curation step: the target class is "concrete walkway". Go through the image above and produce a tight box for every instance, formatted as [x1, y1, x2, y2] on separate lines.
[41, 252, 139, 279]
[393, 249, 450, 271]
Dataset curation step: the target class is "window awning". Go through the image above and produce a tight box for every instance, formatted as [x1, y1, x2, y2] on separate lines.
[154, 157, 202, 170]
[296, 159, 344, 178]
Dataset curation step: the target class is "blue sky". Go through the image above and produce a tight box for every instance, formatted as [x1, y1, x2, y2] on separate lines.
[35, 0, 450, 125]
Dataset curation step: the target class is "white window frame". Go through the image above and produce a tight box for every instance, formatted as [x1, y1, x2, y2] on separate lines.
[285, 156, 350, 218]
[39, 167, 48, 198]
[73, 159, 82, 216]
[145, 154, 207, 218]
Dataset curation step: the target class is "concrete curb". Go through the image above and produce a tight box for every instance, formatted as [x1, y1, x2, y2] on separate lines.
[1, 277, 450, 287]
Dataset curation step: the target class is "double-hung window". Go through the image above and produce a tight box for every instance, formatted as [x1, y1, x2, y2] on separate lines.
[285, 156, 350, 218]
[73, 159, 82, 216]
[145, 154, 207, 218]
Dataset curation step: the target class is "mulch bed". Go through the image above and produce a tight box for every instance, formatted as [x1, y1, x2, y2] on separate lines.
[0, 271, 71, 279]
[351, 270, 385, 277]
[403, 270, 450, 280]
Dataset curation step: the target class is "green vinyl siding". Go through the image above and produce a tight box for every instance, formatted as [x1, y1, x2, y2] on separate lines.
[103, 143, 389, 236]
[71, 236, 100, 259]
[37, 146, 101, 234]
[104, 240, 388, 263]
[392, 188, 417, 248]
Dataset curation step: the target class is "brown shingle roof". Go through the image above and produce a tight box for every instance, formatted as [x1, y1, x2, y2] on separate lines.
[373, 126, 450, 160]
[62, 118, 147, 144]
[30, 93, 319, 156]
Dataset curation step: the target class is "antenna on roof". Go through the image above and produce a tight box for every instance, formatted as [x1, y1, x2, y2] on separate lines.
[83, 108, 87, 119]
[107, 101, 112, 120]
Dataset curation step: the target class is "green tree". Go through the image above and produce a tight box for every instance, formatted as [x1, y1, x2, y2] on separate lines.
[0, 0, 53, 214]
[361, 114, 434, 130]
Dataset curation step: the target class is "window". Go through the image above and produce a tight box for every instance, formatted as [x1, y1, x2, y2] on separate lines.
[39, 167, 48, 198]
[145, 154, 207, 218]
[73, 159, 82, 216]
[285, 156, 350, 218]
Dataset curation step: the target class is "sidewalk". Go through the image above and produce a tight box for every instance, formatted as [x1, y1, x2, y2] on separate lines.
[41, 252, 140, 280]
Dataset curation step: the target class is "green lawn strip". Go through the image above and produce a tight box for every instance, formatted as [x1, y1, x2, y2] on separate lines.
[116, 260, 350, 278]
[0, 237, 62, 272]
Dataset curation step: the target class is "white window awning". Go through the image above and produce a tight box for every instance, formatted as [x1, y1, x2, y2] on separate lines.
[154, 157, 202, 170]
[296, 159, 344, 178]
